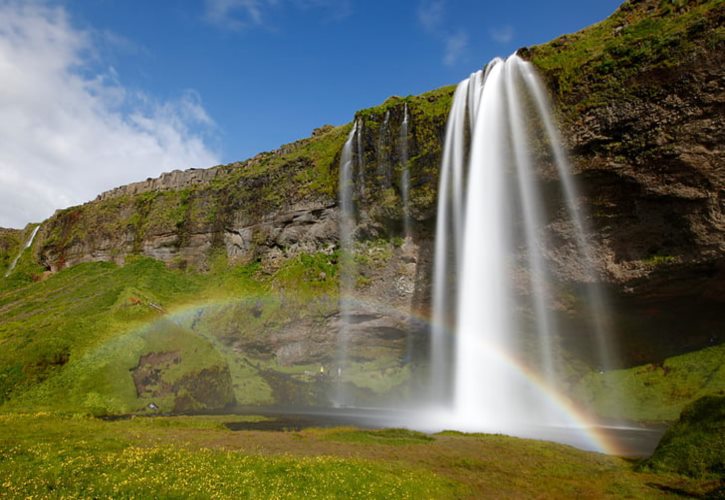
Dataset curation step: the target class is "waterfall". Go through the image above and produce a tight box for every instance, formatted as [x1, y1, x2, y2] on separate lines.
[355, 120, 365, 199]
[430, 79, 469, 403]
[400, 103, 411, 239]
[334, 121, 358, 407]
[429, 54, 616, 433]
[4, 225, 40, 278]
[377, 111, 391, 187]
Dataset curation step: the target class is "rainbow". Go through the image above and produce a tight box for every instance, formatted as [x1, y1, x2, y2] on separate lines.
[91, 292, 622, 455]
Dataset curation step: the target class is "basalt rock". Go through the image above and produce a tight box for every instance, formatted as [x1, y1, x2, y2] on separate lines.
[23, 0, 724, 371]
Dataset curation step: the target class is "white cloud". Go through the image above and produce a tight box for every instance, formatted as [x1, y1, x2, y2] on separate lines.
[417, 0, 444, 34]
[0, 2, 219, 228]
[205, 0, 273, 29]
[204, 0, 350, 30]
[443, 31, 468, 67]
[417, 0, 468, 67]
[490, 25, 514, 44]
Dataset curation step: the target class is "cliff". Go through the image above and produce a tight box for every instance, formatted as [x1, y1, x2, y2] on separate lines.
[0, 0, 722, 417]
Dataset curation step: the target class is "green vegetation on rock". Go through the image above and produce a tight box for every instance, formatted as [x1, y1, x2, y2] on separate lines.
[530, 0, 724, 117]
[0, 255, 331, 414]
[641, 395, 725, 478]
[575, 344, 725, 421]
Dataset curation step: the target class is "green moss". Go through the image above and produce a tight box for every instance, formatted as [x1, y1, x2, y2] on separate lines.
[643, 254, 678, 266]
[529, 0, 723, 117]
[324, 428, 434, 445]
[273, 251, 339, 295]
[0, 415, 456, 498]
[640, 395, 725, 477]
[342, 360, 411, 395]
[576, 344, 725, 422]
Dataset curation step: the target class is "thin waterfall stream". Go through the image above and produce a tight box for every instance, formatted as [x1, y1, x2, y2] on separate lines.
[335, 121, 358, 407]
[400, 103, 411, 240]
[4, 225, 40, 277]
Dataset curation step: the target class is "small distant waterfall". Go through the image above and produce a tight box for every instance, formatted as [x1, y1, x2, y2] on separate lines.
[429, 54, 615, 432]
[335, 121, 358, 406]
[400, 104, 411, 239]
[4, 225, 40, 278]
[355, 120, 366, 199]
[377, 111, 391, 187]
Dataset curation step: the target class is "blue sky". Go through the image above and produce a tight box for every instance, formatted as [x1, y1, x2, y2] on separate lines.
[0, 0, 622, 227]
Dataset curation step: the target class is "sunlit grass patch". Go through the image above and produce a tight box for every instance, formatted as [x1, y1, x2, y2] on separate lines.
[115, 414, 271, 430]
[322, 427, 434, 445]
[0, 442, 458, 499]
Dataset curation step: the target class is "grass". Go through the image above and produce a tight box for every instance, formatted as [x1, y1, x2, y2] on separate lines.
[0, 255, 295, 414]
[0, 249, 413, 415]
[529, 0, 724, 117]
[323, 428, 434, 446]
[0, 227, 23, 277]
[640, 395, 724, 478]
[0, 414, 459, 499]
[1, 442, 452, 499]
[0, 412, 720, 498]
[575, 344, 725, 421]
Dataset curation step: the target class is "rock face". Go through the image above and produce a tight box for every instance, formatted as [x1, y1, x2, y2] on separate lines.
[96, 167, 225, 202]
[131, 350, 236, 412]
[23, 0, 724, 371]
[527, 0, 724, 362]
[563, 54, 723, 286]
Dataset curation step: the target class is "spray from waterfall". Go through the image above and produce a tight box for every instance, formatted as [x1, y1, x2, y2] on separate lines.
[429, 54, 616, 432]
[335, 122, 358, 406]
[5, 225, 40, 278]
[400, 104, 411, 239]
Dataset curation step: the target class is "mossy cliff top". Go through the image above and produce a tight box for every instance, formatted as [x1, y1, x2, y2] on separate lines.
[530, 0, 724, 118]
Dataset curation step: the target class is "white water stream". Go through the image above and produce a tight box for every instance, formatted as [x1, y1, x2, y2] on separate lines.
[4, 225, 40, 278]
[428, 55, 616, 436]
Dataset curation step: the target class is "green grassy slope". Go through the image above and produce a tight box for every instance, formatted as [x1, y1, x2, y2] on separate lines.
[1, 413, 722, 498]
[576, 344, 725, 422]
[530, 0, 724, 117]
[0, 228, 22, 276]
[641, 395, 725, 478]
[0, 255, 325, 414]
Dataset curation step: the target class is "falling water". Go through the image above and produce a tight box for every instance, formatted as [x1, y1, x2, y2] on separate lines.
[429, 54, 615, 434]
[335, 122, 358, 406]
[400, 104, 411, 239]
[377, 111, 391, 187]
[355, 120, 365, 199]
[430, 79, 469, 403]
[4, 225, 40, 278]
[518, 65, 615, 371]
